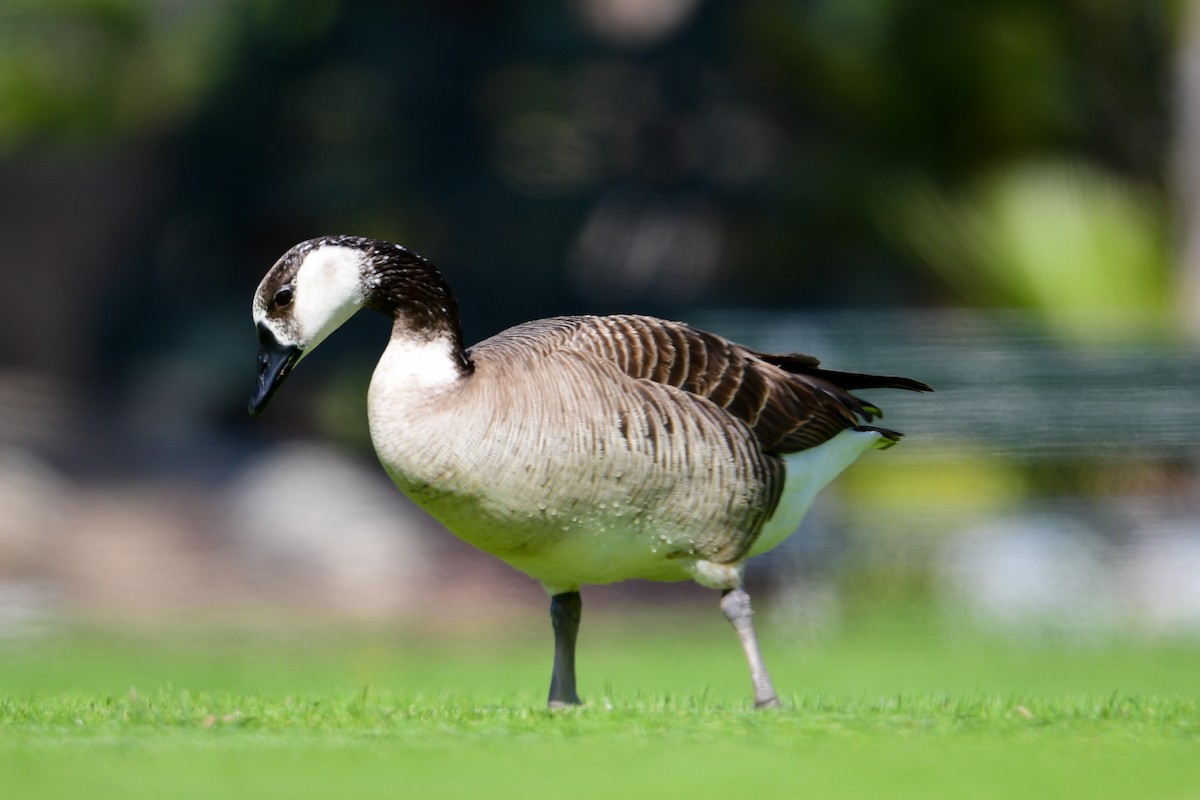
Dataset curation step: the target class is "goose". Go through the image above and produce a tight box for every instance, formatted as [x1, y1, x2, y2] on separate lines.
[248, 234, 931, 709]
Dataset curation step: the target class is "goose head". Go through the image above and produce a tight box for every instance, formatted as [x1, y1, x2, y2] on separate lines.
[249, 235, 468, 417]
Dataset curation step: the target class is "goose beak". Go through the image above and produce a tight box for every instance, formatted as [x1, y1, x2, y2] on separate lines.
[249, 324, 302, 417]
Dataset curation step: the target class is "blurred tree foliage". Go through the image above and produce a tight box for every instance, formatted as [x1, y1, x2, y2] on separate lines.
[0, 0, 1178, 378]
[898, 160, 1171, 338]
[0, 0, 335, 149]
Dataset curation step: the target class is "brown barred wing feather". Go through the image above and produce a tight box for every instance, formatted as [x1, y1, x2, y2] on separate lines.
[560, 315, 930, 456]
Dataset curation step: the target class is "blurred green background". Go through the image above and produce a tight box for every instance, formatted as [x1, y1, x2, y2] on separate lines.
[0, 0, 1196, 650]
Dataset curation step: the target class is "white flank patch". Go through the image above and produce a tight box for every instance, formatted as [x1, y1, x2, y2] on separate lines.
[750, 428, 888, 557]
[373, 334, 465, 393]
[292, 245, 366, 354]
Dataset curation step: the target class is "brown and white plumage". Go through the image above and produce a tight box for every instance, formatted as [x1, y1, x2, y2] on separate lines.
[249, 235, 931, 708]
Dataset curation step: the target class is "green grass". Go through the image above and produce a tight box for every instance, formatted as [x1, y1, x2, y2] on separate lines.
[2, 609, 1198, 799]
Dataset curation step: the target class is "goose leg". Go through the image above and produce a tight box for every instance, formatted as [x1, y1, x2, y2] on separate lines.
[721, 588, 781, 709]
[547, 590, 582, 708]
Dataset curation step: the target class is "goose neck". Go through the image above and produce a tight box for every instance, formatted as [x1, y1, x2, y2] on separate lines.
[362, 248, 474, 374]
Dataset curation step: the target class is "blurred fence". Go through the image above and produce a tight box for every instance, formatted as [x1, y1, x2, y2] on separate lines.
[704, 309, 1200, 638]
[706, 309, 1200, 461]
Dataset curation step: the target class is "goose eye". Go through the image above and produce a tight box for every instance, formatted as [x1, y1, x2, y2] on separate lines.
[274, 287, 294, 308]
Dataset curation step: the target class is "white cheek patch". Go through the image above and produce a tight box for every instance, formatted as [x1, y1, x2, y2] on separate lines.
[292, 245, 366, 352]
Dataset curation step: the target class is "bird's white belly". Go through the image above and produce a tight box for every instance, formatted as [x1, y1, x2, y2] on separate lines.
[460, 509, 698, 589]
[376, 427, 883, 592]
[374, 442, 710, 590]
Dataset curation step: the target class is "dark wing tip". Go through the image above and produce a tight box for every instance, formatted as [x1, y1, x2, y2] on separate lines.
[757, 354, 933, 394]
[885, 376, 934, 393]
